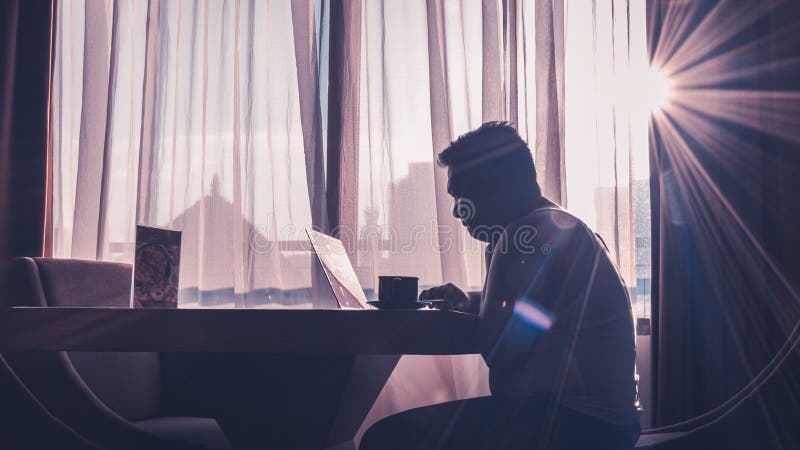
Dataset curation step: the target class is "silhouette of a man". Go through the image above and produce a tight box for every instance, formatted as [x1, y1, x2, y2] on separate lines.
[361, 123, 640, 450]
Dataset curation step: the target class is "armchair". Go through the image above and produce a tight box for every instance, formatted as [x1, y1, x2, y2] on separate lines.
[2, 257, 230, 450]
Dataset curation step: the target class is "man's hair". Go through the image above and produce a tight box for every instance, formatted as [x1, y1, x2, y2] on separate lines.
[438, 122, 541, 197]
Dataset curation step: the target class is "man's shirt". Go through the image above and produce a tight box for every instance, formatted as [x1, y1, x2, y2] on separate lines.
[479, 206, 639, 425]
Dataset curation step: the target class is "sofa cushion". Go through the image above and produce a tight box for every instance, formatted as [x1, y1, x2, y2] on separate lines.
[135, 417, 232, 450]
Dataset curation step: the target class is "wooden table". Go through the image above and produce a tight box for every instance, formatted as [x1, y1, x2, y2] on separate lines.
[0, 307, 482, 449]
[0, 307, 480, 354]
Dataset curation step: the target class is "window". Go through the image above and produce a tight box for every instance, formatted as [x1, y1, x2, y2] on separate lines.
[51, 0, 652, 317]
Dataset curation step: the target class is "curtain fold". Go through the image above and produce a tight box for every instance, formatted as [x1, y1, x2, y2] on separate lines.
[326, 0, 361, 250]
[0, 0, 54, 284]
[135, 0, 161, 227]
[292, 0, 328, 233]
[482, 0, 504, 122]
[506, 0, 519, 126]
[534, 0, 565, 203]
[72, 0, 113, 260]
[96, 0, 122, 260]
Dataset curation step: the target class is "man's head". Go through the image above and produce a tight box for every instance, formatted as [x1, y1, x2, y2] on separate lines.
[438, 122, 542, 242]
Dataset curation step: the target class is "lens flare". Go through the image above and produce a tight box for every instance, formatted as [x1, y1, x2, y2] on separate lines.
[513, 297, 555, 332]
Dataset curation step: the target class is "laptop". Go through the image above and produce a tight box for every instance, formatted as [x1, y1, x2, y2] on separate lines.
[306, 228, 370, 309]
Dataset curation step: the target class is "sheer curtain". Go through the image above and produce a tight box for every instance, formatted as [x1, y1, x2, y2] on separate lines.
[52, 0, 330, 308]
[51, 0, 649, 441]
[564, 0, 651, 313]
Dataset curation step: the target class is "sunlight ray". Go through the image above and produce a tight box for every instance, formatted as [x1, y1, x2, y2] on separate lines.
[670, 24, 800, 87]
[664, 100, 800, 213]
[655, 113, 800, 372]
[651, 0, 695, 68]
[673, 89, 800, 144]
[656, 136, 772, 380]
[653, 111, 800, 310]
[673, 57, 800, 90]
[666, 0, 786, 75]
[663, 103, 767, 181]
[663, 121, 799, 387]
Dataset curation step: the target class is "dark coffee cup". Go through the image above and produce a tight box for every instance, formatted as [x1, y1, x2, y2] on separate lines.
[378, 276, 419, 306]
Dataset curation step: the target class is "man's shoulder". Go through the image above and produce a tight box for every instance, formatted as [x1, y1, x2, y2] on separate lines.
[491, 207, 598, 264]
[505, 206, 591, 242]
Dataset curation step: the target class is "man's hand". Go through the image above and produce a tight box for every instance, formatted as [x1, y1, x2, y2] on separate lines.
[419, 283, 471, 311]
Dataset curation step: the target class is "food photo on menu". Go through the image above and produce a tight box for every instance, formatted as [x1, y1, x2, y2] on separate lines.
[132, 225, 182, 308]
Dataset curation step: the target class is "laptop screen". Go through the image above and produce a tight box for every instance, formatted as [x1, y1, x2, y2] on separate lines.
[306, 229, 368, 309]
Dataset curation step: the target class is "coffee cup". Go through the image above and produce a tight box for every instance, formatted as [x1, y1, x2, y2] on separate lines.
[378, 276, 419, 306]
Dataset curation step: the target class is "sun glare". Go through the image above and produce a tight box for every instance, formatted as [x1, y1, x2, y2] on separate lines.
[646, 66, 672, 112]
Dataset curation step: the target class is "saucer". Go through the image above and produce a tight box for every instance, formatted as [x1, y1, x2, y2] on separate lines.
[367, 301, 429, 310]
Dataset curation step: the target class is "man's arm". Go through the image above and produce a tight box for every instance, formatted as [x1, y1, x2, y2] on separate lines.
[479, 213, 596, 368]
[418, 286, 482, 313]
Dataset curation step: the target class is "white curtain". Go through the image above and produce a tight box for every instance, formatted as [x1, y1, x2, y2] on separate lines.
[563, 0, 651, 314]
[53, 0, 330, 308]
[51, 0, 649, 444]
